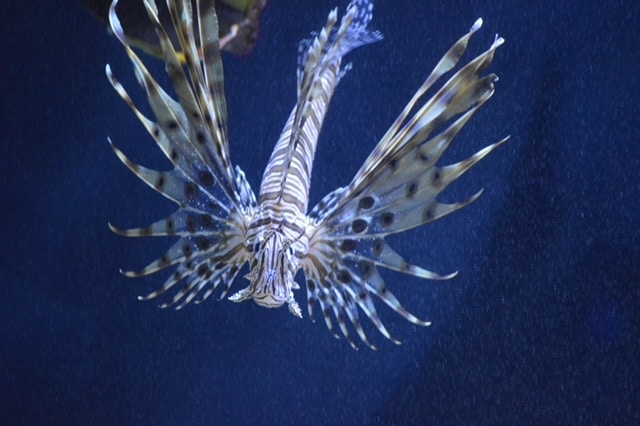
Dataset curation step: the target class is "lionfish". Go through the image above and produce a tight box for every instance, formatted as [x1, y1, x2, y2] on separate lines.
[106, 0, 506, 349]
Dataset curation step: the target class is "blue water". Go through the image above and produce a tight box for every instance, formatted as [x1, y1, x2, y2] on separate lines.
[1, 1, 638, 424]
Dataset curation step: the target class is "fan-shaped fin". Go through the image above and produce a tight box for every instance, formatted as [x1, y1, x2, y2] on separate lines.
[302, 18, 505, 348]
[108, 139, 230, 216]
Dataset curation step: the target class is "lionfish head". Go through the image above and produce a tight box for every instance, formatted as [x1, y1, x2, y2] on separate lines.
[229, 231, 302, 317]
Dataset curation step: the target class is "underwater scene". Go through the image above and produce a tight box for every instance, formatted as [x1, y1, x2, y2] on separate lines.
[1, 0, 638, 424]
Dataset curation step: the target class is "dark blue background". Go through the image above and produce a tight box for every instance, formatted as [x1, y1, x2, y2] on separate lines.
[1, 1, 638, 424]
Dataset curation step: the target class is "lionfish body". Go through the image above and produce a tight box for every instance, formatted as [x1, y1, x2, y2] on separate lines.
[107, 0, 506, 349]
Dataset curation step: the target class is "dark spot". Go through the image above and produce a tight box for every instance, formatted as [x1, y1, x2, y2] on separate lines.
[358, 196, 375, 210]
[196, 131, 206, 144]
[433, 170, 441, 184]
[316, 198, 328, 212]
[380, 212, 395, 228]
[358, 289, 368, 300]
[199, 171, 214, 187]
[307, 280, 316, 291]
[159, 255, 169, 267]
[352, 219, 368, 233]
[155, 175, 165, 190]
[424, 207, 434, 221]
[406, 181, 418, 198]
[170, 149, 178, 161]
[186, 216, 196, 233]
[200, 214, 213, 228]
[429, 115, 446, 132]
[388, 158, 398, 171]
[452, 42, 466, 61]
[196, 237, 210, 251]
[340, 239, 357, 253]
[152, 126, 160, 137]
[166, 219, 176, 234]
[337, 269, 352, 284]
[380, 285, 387, 295]
[182, 244, 193, 257]
[166, 120, 178, 130]
[215, 262, 225, 270]
[184, 182, 199, 201]
[360, 261, 373, 278]
[139, 227, 152, 237]
[185, 261, 193, 270]
[197, 264, 209, 277]
[373, 239, 385, 257]
[192, 111, 200, 120]
[419, 152, 430, 162]
[216, 119, 224, 132]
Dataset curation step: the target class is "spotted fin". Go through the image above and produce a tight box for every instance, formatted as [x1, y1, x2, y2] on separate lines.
[106, 0, 255, 307]
[303, 19, 506, 349]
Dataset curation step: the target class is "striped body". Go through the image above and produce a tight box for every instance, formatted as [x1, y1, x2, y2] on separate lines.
[107, 0, 506, 349]
[235, 3, 381, 315]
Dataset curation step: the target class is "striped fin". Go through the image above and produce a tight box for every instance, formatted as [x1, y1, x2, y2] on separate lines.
[107, 0, 254, 308]
[108, 0, 241, 208]
[139, 257, 241, 310]
[304, 252, 433, 350]
[108, 208, 224, 238]
[107, 137, 231, 218]
[303, 19, 506, 348]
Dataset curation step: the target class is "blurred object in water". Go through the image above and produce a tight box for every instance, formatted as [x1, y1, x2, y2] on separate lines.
[77, 0, 268, 56]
